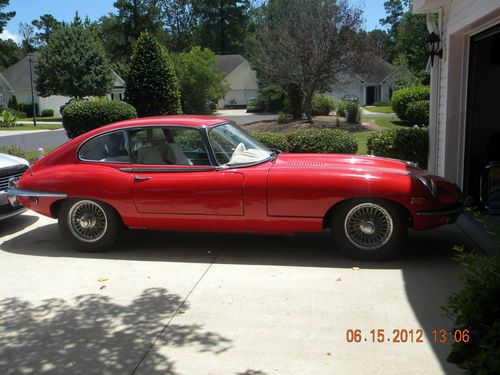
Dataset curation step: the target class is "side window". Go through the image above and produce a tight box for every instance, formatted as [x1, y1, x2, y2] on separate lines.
[79, 131, 130, 163]
[129, 127, 210, 166]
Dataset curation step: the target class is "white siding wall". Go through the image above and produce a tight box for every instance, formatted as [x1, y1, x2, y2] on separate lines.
[38, 95, 69, 116]
[434, 0, 500, 183]
[327, 72, 364, 104]
[223, 61, 259, 106]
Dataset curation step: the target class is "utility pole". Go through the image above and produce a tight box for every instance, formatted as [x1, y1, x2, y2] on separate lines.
[28, 53, 37, 127]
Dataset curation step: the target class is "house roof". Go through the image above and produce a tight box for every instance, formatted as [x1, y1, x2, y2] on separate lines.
[355, 56, 395, 84]
[2, 54, 125, 91]
[216, 54, 247, 76]
[0, 73, 14, 92]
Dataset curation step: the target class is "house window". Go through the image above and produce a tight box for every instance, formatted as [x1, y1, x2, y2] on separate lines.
[119, 93, 123, 101]
[111, 93, 115, 101]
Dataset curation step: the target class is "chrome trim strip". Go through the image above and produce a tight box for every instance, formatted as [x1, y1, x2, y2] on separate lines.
[6, 188, 68, 198]
[416, 205, 463, 216]
[119, 167, 216, 173]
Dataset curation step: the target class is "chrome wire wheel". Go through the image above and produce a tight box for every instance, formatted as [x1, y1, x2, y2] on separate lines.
[344, 202, 394, 251]
[67, 200, 108, 243]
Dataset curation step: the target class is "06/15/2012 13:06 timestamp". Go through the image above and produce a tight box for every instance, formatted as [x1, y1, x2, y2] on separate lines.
[345, 329, 471, 344]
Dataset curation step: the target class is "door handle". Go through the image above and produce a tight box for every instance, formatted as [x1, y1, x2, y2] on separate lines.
[134, 175, 152, 182]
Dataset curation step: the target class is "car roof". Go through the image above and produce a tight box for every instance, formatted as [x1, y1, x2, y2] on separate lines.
[103, 115, 230, 130]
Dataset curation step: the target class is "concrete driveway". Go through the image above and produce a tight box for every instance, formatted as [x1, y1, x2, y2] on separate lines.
[0, 212, 470, 374]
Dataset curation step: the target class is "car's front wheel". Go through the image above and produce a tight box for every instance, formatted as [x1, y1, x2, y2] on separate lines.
[331, 199, 407, 260]
[58, 198, 121, 252]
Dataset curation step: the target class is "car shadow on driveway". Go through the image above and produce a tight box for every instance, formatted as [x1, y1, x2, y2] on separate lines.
[0, 214, 38, 238]
[1, 222, 471, 374]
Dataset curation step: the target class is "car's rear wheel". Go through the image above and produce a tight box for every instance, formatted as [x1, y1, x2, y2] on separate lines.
[58, 198, 121, 252]
[331, 199, 407, 260]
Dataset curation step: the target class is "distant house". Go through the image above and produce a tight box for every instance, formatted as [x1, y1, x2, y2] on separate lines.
[0, 72, 14, 109]
[216, 55, 258, 108]
[327, 57, 396, 106]
[0, 55, 126, 116]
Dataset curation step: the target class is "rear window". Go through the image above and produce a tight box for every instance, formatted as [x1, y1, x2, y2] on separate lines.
[79, 131, 130, 163]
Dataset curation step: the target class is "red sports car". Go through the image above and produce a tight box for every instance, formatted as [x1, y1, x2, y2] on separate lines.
[7, 116, 463, 260]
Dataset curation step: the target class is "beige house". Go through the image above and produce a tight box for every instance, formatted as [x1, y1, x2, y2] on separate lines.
[0, 55, 126, 116]
[412, 0, 500, 206]
[216, 55, 259, 108]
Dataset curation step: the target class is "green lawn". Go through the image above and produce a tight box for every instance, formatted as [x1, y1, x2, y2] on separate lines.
[24, 147, 57, 161]
[19, 117, 63, 122]
[0, 123, 63, 131]
[354, 116, 407, 155]
[364, 106, 394, 114]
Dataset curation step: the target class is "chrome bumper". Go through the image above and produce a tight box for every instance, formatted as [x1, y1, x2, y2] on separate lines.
[415, 204, 464, 216]
[6, 177, 68, 207]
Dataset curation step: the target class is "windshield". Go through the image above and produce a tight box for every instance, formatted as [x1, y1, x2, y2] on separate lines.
[208, 123, 272, 166]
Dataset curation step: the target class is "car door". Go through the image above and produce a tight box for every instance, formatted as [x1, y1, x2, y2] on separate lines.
[128, 126, 244, 216]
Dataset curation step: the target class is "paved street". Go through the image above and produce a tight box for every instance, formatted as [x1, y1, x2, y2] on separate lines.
[0, 211, 470, 374]
[0, 111, 276, 152]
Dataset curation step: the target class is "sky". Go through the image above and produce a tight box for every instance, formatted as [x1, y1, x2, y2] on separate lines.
[0, 0, 389, 43]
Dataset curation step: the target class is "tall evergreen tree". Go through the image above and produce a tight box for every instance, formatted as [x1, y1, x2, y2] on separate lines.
[31, 14, 61, 46]
[125, 31, 181, 116]
[192, 0, 252, 54]
[0, 0, 15, 34]
[35, 17, 114, 99]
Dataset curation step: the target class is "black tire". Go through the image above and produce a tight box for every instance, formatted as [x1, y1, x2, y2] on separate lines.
[331, 199, 407, 261]
[58, 198, 121, 252]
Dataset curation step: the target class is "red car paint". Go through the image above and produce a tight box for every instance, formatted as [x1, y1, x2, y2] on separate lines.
[12, 116, 462, 234]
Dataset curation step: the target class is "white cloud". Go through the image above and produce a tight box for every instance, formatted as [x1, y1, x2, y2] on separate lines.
[0, 29, 21, 43]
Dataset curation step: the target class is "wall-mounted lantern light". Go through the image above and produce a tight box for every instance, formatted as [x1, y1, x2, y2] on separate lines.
[426, 32, 443, 67]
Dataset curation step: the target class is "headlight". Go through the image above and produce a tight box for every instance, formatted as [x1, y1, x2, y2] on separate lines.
[418, 177, 438, 197]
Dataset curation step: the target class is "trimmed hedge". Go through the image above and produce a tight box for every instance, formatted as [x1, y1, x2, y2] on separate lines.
[253, 132, 289, 151]
[311, 94, 335, 116]
[337, 100, 361, 123]
[41, 109, 54, 117]
[406, 100, 429, 126]
[62, 99, 138, 138]
[391, 85, 429, 122]
[252, 128, 357, 154]
[367, 127, 429, 168]
[287, 128, 358, 154]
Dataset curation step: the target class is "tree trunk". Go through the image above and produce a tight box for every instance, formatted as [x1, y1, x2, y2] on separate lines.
[303, 91, 314, 123]
[285, 83, 304, 120]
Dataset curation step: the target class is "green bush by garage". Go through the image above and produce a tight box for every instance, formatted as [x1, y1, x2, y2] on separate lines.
[62, 99, 138, 138]
[253, 128, 357, 154]
[405, 100, 429, 126]
[367, 127, 429, 168]
[41, 109, 54, 117]
[391, 85, 430, 123]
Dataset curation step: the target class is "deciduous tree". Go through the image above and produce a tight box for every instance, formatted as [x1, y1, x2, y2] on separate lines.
[35, 18, 114, 99]
[171, 46, 229, 113]
[251, 0, 367, 122]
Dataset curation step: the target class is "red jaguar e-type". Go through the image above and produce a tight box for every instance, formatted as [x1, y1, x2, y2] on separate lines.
[7, 116, 463, 260]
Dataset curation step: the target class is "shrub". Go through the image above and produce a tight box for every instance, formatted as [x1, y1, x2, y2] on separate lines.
[4, 108, 26, 118]
[8, 95, 19, 110]
[62, 99, 137, 138]
[277, 111, 290, 124]
[0, 144, 25, 158]
[311, 94, 335, 116]
[207, 102, 218, 113]
[391, 85, 429, 122]
[41, 109, 54, 117]
[1, 110, 18, 128]
[367, 127, 429, 168]
[255, 85, 287, 112]
[442, 246, 500, 375]
[125, 31, 181, 116]
[336, 100, 347, 117]
[344, 101, 361, 123]
[252, 132, 289, 152]
[287, 128, 357, 154]
[405, 100, 429, 126]
[19, 103, 39, 117]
